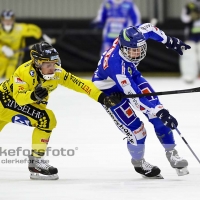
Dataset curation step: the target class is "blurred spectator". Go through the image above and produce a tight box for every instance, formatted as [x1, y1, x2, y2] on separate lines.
[0, 9, 54, 79]
[180, 0, 200, 83]
[92, 0, 141, 55]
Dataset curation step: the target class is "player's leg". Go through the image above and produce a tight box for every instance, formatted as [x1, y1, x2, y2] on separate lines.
[134, 73, 175, 150]
[28, 105, 58, 180]
[149, 117, 189, 176]
[179, 40, 198, 83]
[135, 75, 189, 176]
[0, 96, 58, 179]
[20, 104, 58, 180]
[104, 100, 162, 178]
[126, 122, 162, 179]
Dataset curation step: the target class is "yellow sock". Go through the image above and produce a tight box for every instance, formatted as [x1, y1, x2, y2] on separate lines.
[32, 128, 51, 157]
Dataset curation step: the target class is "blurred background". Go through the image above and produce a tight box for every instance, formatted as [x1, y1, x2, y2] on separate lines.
[0, 0, 194, 76]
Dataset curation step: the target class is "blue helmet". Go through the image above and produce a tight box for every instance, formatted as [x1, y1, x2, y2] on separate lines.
[119, 26, 147, 64]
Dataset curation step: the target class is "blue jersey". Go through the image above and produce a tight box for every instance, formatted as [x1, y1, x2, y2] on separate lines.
[92, 23, 168, 116]
[93, 0, 141, 39]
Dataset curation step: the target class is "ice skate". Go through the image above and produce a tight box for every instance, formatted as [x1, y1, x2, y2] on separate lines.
[131, 159, 163, 179]
[28, 155, 59, 180]
[166, 149, 189, 176]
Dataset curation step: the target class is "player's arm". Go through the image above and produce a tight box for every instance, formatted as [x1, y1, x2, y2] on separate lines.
[58, 69, 120, 107]
[116, 75, 162, 115]
[13, 74, 49, 106]
[12, 75, 36, 106]
[129, 2, 141, 26]
[108, 64, 178, 129]
[21, 23, 42, 39]
[181, 4, 192, 23]
[137, 23, 167, 43]
[0, 40, 5, 49]
[108, 64, 163, 116]
[137, 23, 191, 55]
[91, 1, 107, 28]
[0, 42, 14, 58]
[22, 24, 55, 44]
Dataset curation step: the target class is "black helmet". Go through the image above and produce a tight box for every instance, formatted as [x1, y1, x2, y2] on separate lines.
[30, 41, 59, 67]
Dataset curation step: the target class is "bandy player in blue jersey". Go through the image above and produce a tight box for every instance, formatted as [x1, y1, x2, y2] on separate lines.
[92, 0, 141, 55]
[92, 23, 191, 179]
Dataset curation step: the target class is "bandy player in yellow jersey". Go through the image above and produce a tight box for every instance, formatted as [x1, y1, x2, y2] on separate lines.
[0, 41, 121, 180]
[0, 10, 54, 79]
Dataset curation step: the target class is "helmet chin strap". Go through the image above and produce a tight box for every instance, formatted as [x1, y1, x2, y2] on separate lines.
[39, 69, 55, 80]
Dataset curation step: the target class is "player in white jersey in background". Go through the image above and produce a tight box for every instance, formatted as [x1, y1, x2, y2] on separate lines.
[180, 0, 200, 83]
[92, 0, 141, 55]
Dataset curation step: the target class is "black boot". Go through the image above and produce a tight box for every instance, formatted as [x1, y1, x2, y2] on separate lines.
[28, 155, 59, 180]
[131, 159, 163, 179]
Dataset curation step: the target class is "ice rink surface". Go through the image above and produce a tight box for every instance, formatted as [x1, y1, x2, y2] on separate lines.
[0, 76, 200, 200]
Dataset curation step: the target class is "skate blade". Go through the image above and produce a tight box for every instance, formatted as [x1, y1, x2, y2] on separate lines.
[30, 172, 59, 180]
[142, 174, 164, 179]
[175, 167, 189, 176]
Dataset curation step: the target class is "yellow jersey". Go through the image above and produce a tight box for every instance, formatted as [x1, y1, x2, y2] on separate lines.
[0, 23, 42, 57]
[0, 60, 103, 107]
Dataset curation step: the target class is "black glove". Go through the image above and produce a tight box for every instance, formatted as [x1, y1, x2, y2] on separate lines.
[110, 92, 124, 101]
[165, 36, 191, 55]
[98, 92, 124, 108]
[31, 84, 48, 101]
[156, 109, 178, 129]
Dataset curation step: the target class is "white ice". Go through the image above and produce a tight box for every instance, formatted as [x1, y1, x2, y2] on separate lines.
[0, 77, 200, 200]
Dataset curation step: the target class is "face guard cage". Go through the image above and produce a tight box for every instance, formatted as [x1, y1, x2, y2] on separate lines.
[121, 43, 147, 63]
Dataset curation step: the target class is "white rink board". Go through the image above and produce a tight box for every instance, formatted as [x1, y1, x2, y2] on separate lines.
[0, 77, 200, 200]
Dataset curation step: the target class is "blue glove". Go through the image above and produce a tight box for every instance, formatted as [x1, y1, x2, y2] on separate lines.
[156, 109, 178, 129]
[165, 36, 191, 55]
